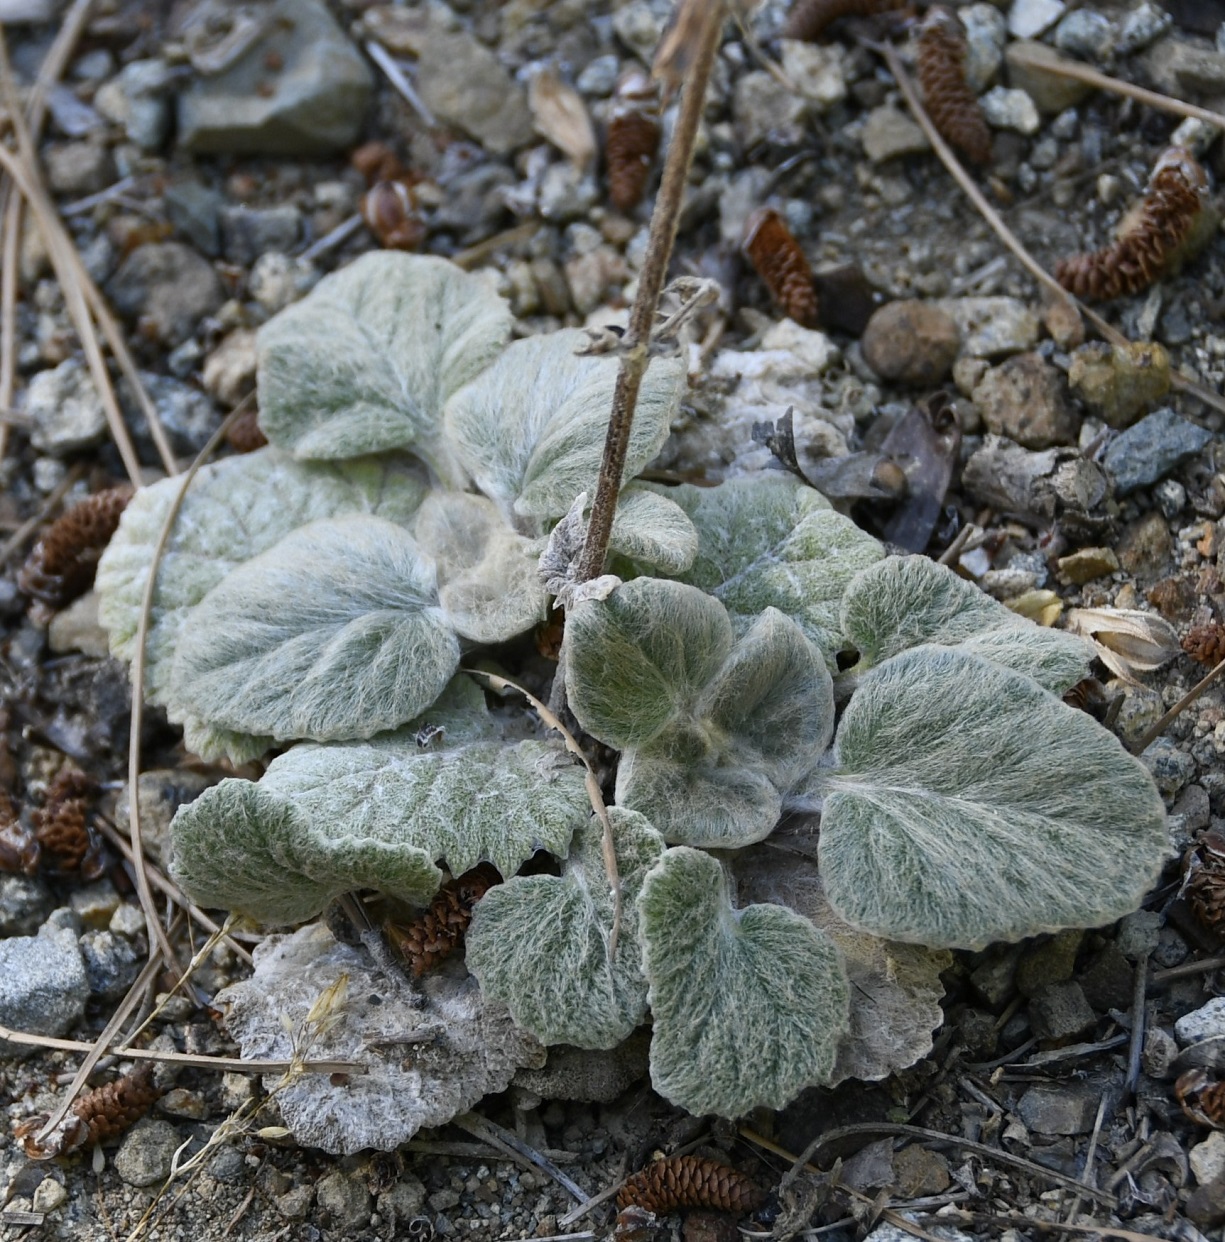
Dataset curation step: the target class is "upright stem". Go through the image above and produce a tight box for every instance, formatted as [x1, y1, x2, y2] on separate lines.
[575, 1, 723, 584]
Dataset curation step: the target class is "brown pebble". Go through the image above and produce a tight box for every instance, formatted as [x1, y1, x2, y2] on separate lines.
[860, 299, 960, 386]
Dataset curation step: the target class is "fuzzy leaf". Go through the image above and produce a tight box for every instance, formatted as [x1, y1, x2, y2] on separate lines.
[96, 449, 427, 717]
[443, 329, 686, 521]
[169, 515, 458, 745]
[465, 810, 664, 1049]
[734, 844, 949, 1086]
[638, 847, 850, 1117]
[217, 923, 545, 1153]
[170, 779, 442, 923]
[607, 487, 699, 574]
[813, 645, 1169, 950]
[414, 491, 547, 643]
[258, 730, 588, 884]
[842, 555, 1091, 693]
[566, 579, 834, 846]
[653, 477, 884, 664]
[257, 252, 511, 476]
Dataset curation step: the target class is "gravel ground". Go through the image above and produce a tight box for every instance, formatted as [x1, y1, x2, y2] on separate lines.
[4, 0, 1225, 1239]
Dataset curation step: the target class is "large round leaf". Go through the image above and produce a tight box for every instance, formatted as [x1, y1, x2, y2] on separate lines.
[814, 645, 1169, 949]
[638, 847, 850, 1117]
[466, 810, 664, 1049]
[168, 515, 459, 745]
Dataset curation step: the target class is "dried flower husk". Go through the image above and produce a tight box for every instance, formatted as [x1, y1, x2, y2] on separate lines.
[1181, 830, 1225, 938]
[1064, 606, 1181, 683]
[1177, 1067, 1225, 1129]
[743, 207, 819, 328]
[0, 789, 38, 875]
[530, 67, 597, 169]
[361, 180, 426, 251]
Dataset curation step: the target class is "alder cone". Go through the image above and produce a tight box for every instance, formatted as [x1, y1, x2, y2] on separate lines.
[916, 7, 992, 167]
[743, 208, 819, 328]
[76, 1062, 162, 1145]
[1055, 148, 1208, 301]
[388, 863, 500, 977]
[606, 111, 662, 213]
[18, 485, 133, 609]
[1184, 832, 1225, 937]
[32, 768, 98, 875]
[784, 0, 905, 42]
[617, 1156, 764, 1215]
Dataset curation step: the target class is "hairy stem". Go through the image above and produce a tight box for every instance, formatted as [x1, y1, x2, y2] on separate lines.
[575, 0, 723, 583]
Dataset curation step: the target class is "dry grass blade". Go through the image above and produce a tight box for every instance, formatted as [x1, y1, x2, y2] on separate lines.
[876, 41, 1225, 421]
[463, 667, 623, 958]
[455, 1111, 590, 1203]
[1006, 43, 1225, 132]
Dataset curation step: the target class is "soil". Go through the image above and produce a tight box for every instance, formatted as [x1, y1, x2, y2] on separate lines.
[3, 0, 1225, 1240]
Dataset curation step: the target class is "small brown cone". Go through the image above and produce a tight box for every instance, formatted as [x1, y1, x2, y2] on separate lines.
[617, 1156, 764, 1215]
[743, 208, 818, 328]
[387, 863, 501, 977]
[915, 7, 992, 167]
[1183, 621, 1225, 668]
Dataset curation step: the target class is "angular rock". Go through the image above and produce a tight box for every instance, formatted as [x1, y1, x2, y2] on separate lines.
[1102, 408, 1213, 496]
[106, 242, 223, 346]
[1068, 341, 1170, 429]
[979, 87, 1040, 135]
[219, 203, 301, 266]
[1117, 511, 1172, 579]
[163, 179, 223, 256]
[1028, 981, 1096, 1043]
[178, 0, 372, 155]
[48, 591, 110, 659]
[1008, 0, 1065, 39]
[202, 328, 258, 407]
[1192, 1133, 1225, 1188]
[94, 59, 173, 150]
[891, 1146, 950, 1197]
[861, 300, 959, 386]
[1015, 1082, 1101, 1134]
[416, 31, 533, 155]
[862, 106, 929, 162]
[972, 352, 1078, 448]
[963, 437, 1107, 524]
[1176, 997, 1225, 1046]
[122, 372, 220, 455]
[1005, 41, 1093, 113]
[316, 1169, 374, 1233]
[0, 874, 53, 938]
[1057, 547, 1119, 584]
[114, 1120, 182, 1187]
[1054, 10, 1115, 60]
[1016, 930, 1082, 997]
[44, 140, 115, 195]
[1143, 38, 1225, 100]
[734, 70, 810, 148]
[934, 296, 1038, 358]
[1115, 2, 1172, 55]
[960, 4, 1007, 92]
[24, 358, 107, 452]
[1080, 943, 1135, 1013]
[0, 911, 89, 1054]
[79, 930, 142, 1001]
[779, 41, 847, 110]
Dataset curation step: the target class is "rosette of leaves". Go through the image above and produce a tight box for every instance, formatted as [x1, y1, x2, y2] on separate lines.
[564, 577, 835, 847]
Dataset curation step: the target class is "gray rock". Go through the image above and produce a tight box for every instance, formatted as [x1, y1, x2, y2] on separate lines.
[0, 911, 89, 1054]
[1178, 997, 1225, 1047]
[114, 769, 214, 867]
[1079, 942, 1134, 1013]
[1116, 909, 1162, 961]
[612, 0, 667, 61]
[94, 59, 174, 150]
[979, 86, 1040, 134]
[378, 1175, 428, 1229]
[861, 106, 929, 162]
[1115, 2, 1172, 55]
[779, 40, 847, 110]
[1053, 10, 1115, 61]
[430, 162, 516, 241]
[1175, 784, 1212, 832]
[44, 140, 115, 195]
[249, 252, 319, 313]
[963, 437, 1107, 524]
[1068, 340, 1170, 429]
[1015, 1082, 1101, 1134]
[865, 1221, 974, 1242]
[1016, 930, 1082, 997]
[1102, 407, 1213, 496]
[46, 84, 104, 137]
[969, 946, 1020, 1006]
[934, 296, 1039, 358]
[973, 352, 1079, 448]
[25, 358, 107, 453]
[220, 203, 300, 266]
[107, 242, 223, 346]
[538, 163, 600, 223]
[1007, 0, 1066, 40]
[1005, 41, 1093, 112]
[164, 179, 223, 256]
[0, 874, 53, 938]
[316, 1169, 374, 1233]
[1142, 1026, 1179, 1079]
[114, 1119, 182, 1187]
[178, 0, 372, 155]
[1143, 37, 1225, 99]
[276, 1184, 315, 1219]
[734, 70, 810, 148]
[417, 31, 532, 155]
[576, 54, 619, 97]
[79, 930, 142, 1001]
[960, 4, 1007, 92]
[1028, 981, 1096, 1042]
[1141, 736, 1197, 802]
[122, 372, 220, 455]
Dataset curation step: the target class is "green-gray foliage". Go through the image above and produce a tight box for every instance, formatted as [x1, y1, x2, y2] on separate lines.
[257, 252, 511, 478]
[565, 578, 834, 846]
[638, 846, 850, 1117]
[652, 477, 885, 665]
[811, 645, 1169, 949]
[465, 810, 664, 1049]
[443, 330, 685, 522]
[841, 555, 1092, 693]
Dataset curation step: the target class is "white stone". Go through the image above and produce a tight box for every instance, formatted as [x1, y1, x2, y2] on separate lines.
[761, 319, 841, 373]
[960, 4, 1008, 92]
[1116, 1, 1173, 55]
[1176, 996, 1225, 1046]
[31, 1178, 68, 1213]
[1008, 0, 1066, 40]
[780, 40, 847, 111]
[25, 358, 107, 453]
[1191, 1132, 1225, 1186]
[1054, 10, 1116, 61]
[861, 106, 929, 163]
[47, 591, 110, 659]
[980, 87, 1041, 135]
[933, 297, 1040, 358]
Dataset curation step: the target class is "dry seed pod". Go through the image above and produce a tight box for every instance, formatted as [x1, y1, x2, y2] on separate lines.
[916, 6, 992, 167]
[20, 1062, 162, 1160]
[784, 0, 906, 42]
[1183, 621, 1225, 668]
[361, 180, 426, 251]
[1064, 606, 1181, 685]
[606, 69, 662, 213]
[386, 863, 500, 977]
[351, 139, 406, 185]
[1177, 1068, 1225, 1129]
[32, 768, 101, 877]
[743, 207, 819, 328]
[1182, 830, 1225, 938]
[18, 485, 133, 610]
[225, 404, 269, 454]
[617, 1155, 765, 1215]
[1055, 147, 1212, 302]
